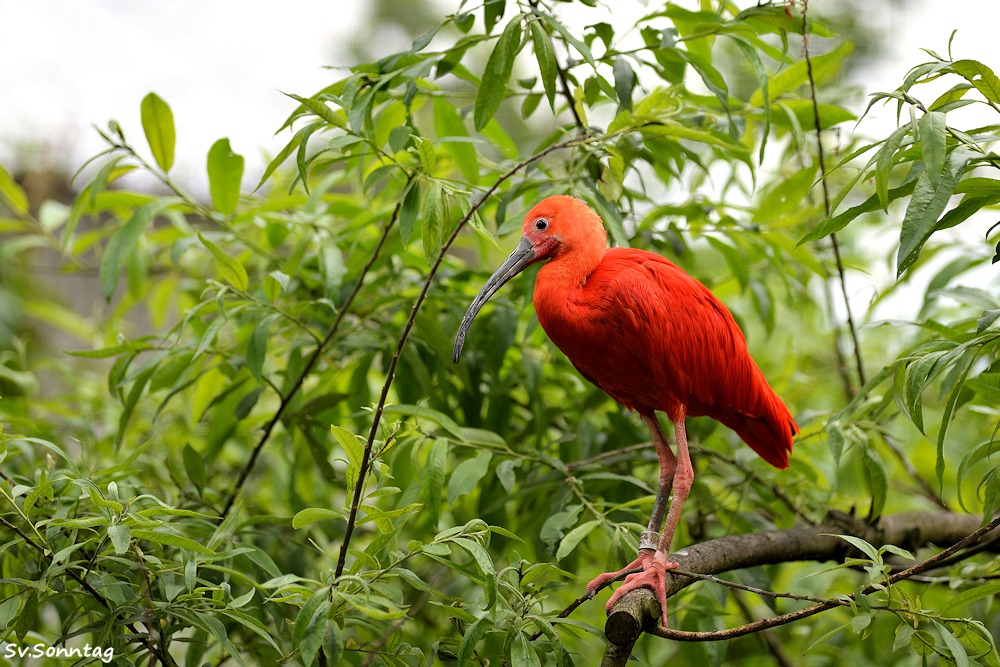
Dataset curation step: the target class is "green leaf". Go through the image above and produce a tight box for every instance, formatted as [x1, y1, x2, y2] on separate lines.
[107, 523, 132, 555]
[421, 181, 445, 262]
[751, 40, 853, 106]
[458, 616, 494, 665]
[292, 507, 346, 529]
[293, 589, 330, 660]
[100, 199, 174, 300]
[860, 445, 888, 519]
[131, 529, 216, 555]
[875, 123, 912, 211]
[475, 16, 523, 130]
[452, 537, 495, 576]
[510, 633, 541, 667]
[415, 135, 436, 172]
[529, 19, 557, 109]
[484, 0, 504, 33]
[612, 55, 636, 111]
[897, 150, 969, 276]
[183, 443, 208, 490]
[383, 403, 464, 439]
[728, 35, 770, 161]
[433, 98, 479, 183]
[323, 620, 344, 665]
[918, 111, 947, 175]
[556, 519, 601, 560]
[0, 164, 29, 215]
[447, 451, 493, 504]
[934, 620, 971, 667]
[247, 315, 273, 382]
[830, 534, 880, 561]
[207, 138, 245, 215]
[798, 179, 918, 246]
[198, 232, 249, 291]
[951, 59, 1000, 104]
[140, 92, 176, 172]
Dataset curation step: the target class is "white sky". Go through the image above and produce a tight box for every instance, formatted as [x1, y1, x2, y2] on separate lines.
[1, 1, 997, 186]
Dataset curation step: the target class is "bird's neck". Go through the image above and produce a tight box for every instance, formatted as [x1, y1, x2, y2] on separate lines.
[534, 246, 604, 315]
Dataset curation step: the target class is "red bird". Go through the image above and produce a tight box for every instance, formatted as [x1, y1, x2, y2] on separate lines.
[453, 196, 798, 626]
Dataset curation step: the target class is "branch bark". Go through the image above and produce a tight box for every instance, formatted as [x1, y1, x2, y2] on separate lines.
[600, 511, 1000, 660]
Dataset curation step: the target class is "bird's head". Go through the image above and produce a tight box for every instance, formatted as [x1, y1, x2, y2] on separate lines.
[453, 196, 607, 363]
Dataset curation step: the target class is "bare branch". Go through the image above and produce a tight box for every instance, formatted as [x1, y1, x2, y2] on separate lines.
[599, 511, 1000, 651]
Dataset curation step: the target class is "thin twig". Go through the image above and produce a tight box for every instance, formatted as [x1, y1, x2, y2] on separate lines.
[647, 513, 1000, 641]
[334, 133, 606, 578]
[0, 516, 177, 666]
[801, 0, 867, 393]
[219, 180, 411, 520]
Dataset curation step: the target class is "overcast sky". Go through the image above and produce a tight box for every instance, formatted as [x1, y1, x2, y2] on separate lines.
[1, 0, 996, 189]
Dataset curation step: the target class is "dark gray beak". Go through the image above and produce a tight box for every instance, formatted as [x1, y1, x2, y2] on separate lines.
[453, 237, 537, 364]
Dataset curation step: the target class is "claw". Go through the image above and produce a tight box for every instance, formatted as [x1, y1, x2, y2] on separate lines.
[585, 548, 654, 598]
[604, 550, 678, 627]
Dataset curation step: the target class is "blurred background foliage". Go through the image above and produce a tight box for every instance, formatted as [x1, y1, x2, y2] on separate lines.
[1, 0, 999, 665]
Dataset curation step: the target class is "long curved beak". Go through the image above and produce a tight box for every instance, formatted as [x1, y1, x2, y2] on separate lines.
[453, 237, 537, 364]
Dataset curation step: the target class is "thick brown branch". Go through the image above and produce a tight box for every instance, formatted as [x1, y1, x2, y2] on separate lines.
[601, 511, 1000, 651]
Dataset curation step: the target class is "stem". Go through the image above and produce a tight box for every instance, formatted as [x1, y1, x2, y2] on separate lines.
[219, 181, 410, 520]
[334, 133, 604, 578]
[801, 0, 867, 393]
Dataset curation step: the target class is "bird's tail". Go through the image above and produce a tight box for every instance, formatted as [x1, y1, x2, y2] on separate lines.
[717, 386, 798, 470]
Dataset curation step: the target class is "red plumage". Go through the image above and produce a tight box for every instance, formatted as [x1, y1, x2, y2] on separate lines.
[535, 246, 796, 469]
[453, 195, 798, 626]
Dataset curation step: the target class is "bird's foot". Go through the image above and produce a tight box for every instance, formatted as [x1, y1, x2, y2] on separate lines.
[605, 550, 678, 627]
[585, 548, 655, 598]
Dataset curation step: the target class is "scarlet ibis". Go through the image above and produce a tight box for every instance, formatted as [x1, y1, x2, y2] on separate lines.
[453, 195, 798, 626]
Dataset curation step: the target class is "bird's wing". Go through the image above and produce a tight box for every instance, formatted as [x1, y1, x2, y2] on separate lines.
[575, 248, 763, 418]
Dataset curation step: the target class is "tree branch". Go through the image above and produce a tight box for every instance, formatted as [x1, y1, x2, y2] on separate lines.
[599, 511, 1000, 655]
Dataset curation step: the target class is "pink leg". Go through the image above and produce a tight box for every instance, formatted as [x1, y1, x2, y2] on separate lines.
[604, 414, 694, 627]
[586, 413, 677, 595]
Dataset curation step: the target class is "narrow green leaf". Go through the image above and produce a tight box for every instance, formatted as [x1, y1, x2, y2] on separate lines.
[246, 316, 273, 382]
[951, 59, 1000, 104]
[198, 232, 249, 291]
[207, 138, 244, 215]
[612, 55, 636, 111]
[829, 534, 880, 562]
[510, 633, 541, 667]
[861, 445, 888, 519]
[323, 620, 344, 665]
[918, 111, 946, 175]
[383, 403, 464, 439]
[415, 136, 436, 172]
[183, 443, 208, 490]
[107, 523, 132, 555]
[452, 536, 495, 576]
[458, 616, 494, 665]
[728, 36, 770, 162]
[447, 451, 493, 504]
[292, 507, 346, 529]
[433, 98, 479, 183]
[798, 179, 917, 246]
[474, 16, 523, 130]
[131, 529, 216, 555]
[875, 123, 911, 211]
[100, 199, 174, 300]
[0, 164, 29, 215]
[941, 582, 1000, 614]
[484, 0, 504, 33]
[897, 150, 969, 276]
[556, 519, 601, 560]
[283, 92, 346, 128]
[934, 620, 971, 667]
[399, 180, 421, 244]
[420, 182, 445, 262]
[140, 92, 176, 171]
[529, 20, 557, 108]
[292, 589, 330, 654]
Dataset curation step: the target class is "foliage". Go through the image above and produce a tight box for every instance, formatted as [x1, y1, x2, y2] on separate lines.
[1, 1, 999, 665]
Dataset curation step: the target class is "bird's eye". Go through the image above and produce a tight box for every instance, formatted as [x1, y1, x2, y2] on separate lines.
[534, 218, 549, 231]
